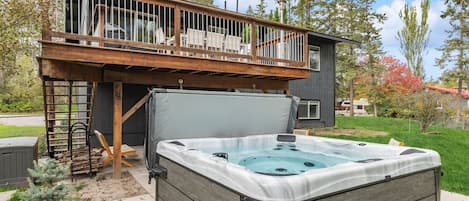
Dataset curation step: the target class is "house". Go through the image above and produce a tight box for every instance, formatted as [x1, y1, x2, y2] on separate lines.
[37, 0, 354, 176]
[335, 98, 371, 116]
[425, 85, 469, 111]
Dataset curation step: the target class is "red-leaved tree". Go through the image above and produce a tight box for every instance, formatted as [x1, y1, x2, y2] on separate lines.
[380, 56, 423, 96]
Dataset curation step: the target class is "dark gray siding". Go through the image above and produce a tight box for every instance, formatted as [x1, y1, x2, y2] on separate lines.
[289, 39, 336, 128]
[91, 83, 148, 146]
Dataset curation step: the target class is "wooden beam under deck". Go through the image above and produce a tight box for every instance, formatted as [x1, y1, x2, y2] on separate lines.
[39, 59, 290, 91]
[40, 41, 310, 80]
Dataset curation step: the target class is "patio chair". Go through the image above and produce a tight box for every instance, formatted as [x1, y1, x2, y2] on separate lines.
[186, 28, 205, 49]
[94, 130, 137, 167]
[206, 31, 224, 52]
[225, 35, 241, 53]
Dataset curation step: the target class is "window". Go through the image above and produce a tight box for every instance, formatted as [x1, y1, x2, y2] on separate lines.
[298, 100, 320, 120]
[309, 46, 320, 71]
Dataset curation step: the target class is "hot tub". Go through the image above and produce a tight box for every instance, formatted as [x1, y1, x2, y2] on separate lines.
[155, 134, 441, 201]
[144, 89, 441, 201]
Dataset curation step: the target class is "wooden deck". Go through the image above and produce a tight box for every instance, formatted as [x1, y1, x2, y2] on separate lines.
[39, 0, 315, 178]
[40, 0, 311, 90]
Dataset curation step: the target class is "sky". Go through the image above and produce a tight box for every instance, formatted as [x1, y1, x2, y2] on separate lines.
[212, 0, 451, 80]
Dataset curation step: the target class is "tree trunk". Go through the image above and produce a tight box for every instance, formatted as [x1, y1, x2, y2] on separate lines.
[455, 16, 465, 128]
[349, 79, 355, 117]
[373, 101, 378, 117]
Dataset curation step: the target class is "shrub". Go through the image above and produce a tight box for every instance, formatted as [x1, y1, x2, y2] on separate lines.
[20, 159, 80, 201]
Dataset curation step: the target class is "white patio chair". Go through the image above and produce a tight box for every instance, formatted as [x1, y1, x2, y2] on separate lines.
[225, 35, 241, 53]
[155, 28, 166, 44]
[186, 28, 205, 49]
[206, 31, 224, 51]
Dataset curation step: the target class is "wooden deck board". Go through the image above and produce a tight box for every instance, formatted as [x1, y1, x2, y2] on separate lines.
[39, 59, 290, 90]
[40, 41, 310, 80]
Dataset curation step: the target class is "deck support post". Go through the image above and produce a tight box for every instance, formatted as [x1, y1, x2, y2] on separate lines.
[113, 82, 123, 179]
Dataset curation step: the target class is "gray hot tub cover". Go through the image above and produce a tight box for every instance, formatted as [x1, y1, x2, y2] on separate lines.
[144, 89, 299, 169]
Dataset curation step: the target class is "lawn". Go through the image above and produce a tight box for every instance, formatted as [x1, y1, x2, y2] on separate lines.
[0, 124, 45, 138]
[0, 124, 47, 156]
[321, 116, 469, 195]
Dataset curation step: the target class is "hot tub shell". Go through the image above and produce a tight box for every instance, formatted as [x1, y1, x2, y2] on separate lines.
[155, 135, 441, 201]
[144, 89, 441, 201]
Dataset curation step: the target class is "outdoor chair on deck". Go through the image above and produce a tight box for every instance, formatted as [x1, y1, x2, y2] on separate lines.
[206, 31, 225, 56]
[94, 130, 137, 167]
[186, 28, 205, 56]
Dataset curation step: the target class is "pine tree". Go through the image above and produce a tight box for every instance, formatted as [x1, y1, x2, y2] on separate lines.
[397, 0, 430, 78]
[20, 159, 81, 201]
[246, 5, 255, 16]
[189, 0, 214, 6]
[255, 0, 267, 19]
[358, 0, 386, 117]
[435, 0, 468, 118]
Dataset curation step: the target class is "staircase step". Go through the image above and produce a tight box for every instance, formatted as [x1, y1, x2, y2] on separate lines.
[49, 136, 87, 141]
[50, 142, 87, 147]
[46, 103, 91, 105]
[47, 110, 91, 114]
[45, 94, 92, 97]
[48, 117, 90, 121]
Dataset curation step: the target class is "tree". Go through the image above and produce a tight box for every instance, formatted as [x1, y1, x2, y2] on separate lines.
[397, 0, 431, 78]
[407, 90, 453, 132]
[380, 56, 423, 95]
[20, 159, 82, 200]
[0, 0, 43, 112]
[0, 54, 42, 112]
[255, 0, 267, 19]
[246, 5, 255, 16]
[435, 0, 468, 118]
[189, 0, 214, 6]
[356, 0, 386, 117]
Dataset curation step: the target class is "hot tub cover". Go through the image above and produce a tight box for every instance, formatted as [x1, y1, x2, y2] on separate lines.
[145, 89, 299, 169]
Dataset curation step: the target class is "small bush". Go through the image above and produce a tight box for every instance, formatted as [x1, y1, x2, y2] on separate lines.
[20, 159, 80, 201]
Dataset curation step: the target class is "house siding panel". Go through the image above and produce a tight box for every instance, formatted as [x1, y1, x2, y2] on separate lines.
[289, 40, 336, 128]
[91, 83, 148, 146]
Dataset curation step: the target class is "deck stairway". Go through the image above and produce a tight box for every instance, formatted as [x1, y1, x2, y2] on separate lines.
[43, 80, 98, 174]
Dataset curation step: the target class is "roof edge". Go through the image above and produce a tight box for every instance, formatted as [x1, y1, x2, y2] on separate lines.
[308, 31, 360, 45]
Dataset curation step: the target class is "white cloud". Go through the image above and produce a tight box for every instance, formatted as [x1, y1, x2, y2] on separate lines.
[376, 0, 449, 79]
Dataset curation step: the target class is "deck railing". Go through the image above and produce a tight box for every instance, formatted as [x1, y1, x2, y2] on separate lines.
[44, 0, 309, 68]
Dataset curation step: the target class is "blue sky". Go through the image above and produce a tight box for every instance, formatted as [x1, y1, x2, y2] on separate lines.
[213, 0, 450, 80]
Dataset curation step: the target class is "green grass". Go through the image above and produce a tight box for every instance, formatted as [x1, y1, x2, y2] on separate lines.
[0, 124, 47, 156]
[0, 124, 45, 138]
[322, 116, 469, 195]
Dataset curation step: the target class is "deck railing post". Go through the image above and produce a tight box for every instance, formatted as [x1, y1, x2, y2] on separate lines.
[41, 0, 52, 40]
[98, 4, 106, 47]
[174, 6, 181, 55]
[251, 22, 257, 63]
[303, 32, 309, 69]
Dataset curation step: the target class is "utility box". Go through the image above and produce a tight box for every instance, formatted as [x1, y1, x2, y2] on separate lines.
[0, 137, 38, 187]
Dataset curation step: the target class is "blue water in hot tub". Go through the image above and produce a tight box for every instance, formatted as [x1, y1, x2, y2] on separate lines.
[205, 143, 352, 176]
